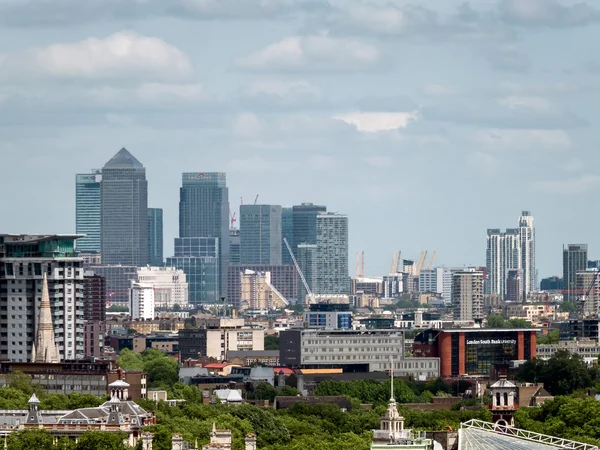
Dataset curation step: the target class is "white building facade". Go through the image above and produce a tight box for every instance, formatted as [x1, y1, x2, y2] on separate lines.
[130, 282, 155, 320]
[137, 266, 188, 309]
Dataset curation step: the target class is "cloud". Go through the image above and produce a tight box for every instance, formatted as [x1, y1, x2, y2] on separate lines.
[235, 34, 380, 71]
[485, 45, 531, 72]
[532, 175, 600, 194]
[497, 0, 600, 28]
[0, 32, 193, 82]
[239, 79, 325, 109]
[474, 129, 572, 151]
[333, 112, 418, 133]
[422, 84, 459, 96]
[0, 0, 330, 26]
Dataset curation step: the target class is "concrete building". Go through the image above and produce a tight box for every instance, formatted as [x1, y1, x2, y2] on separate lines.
[486, 228, 521, 298]
[536, 339, 600, 364]
[179, 172, 229, 299]
[130, 282, 155, 320]
[75, 170, 102, 253]
[239, 269, 288, 311]
[519, 211, 536, 297]
[316, 213, 349, 295]
[167, 237, 219, 305]
[137, 266, 188, 309]
[229, 229, 240, 265]
[280, 329, 439, 378]
[0, 234, 85, 361]
[148, 208, 164, 267]
[382, 275, 403, 299]
[564, 244, 588, 302]
[418, 268, 452, 304]
[227, 264, 297, 310]
[540, 276, 563, 291]
[506, 269, 523, 303]
[576, 269, 600, 316]
[178, 318, 264, 361]
[82, 271, 106, 359]
[452, 269, 484, 321]
[101, 148, 148, 266]
[89, 265, 138, 305]
[240, 205, 282, 265]
[303, 302, 352, 330]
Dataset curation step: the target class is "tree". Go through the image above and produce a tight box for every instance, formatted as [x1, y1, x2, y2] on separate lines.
[6, 371, 43, 396]
[537, 329, 559, 345]
[264, 335, 280, 350]
[251, 382, 278, 402]
[142, 349, 178, 388]
[74, 431, 129, 450]
[117, 348, 144, 371]
[7, 430, 56, 450]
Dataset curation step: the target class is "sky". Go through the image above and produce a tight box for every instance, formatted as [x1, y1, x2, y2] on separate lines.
[1, 0, 600, 282]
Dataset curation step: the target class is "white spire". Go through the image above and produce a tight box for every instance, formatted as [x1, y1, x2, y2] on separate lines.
[32, 274, 60, 363]
[389, 356, 394, 403]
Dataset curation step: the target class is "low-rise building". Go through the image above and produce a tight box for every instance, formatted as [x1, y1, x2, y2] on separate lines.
[226, 350, 280, 367]
[536, 339, 600, 364]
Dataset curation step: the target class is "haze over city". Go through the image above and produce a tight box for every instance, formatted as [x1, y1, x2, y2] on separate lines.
[2, 0, 600, 279]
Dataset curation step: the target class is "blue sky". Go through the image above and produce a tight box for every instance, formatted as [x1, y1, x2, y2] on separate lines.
[1, 0, 599, 281]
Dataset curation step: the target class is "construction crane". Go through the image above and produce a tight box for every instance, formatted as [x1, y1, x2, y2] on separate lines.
[361, 251, 365, 278]
[579, 270, 600, 319]
[427, 250, 436, 270]
[284, 238, 315, 304]
[390, 252, 396, 274]
[254, 195, 259, 205]
[230, 212, 237, 229]
[416, 251, 427, 275]
[396, 251, 401, 274]
[356, 252, 360, 278]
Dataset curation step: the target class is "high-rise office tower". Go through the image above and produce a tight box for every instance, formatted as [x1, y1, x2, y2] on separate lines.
[229, 229, 241, 265]
[240, 205, 282, 265]
[297, 244, 317, 302]
[282, 207, 294, 265]
[519, 211, 536, 297]
[486, 228, 521, 298]
[452, 269, 484, 321]
[0, 234, 85, 362]
[292, 203, 326, 250]
[315, 213, 349, 294]
[101, 148, 148, 266]
[179, 173, 229, 298]
[148, 208, 164, 266]
[75, 170, 102, 253]
[563, 244, 588, 302]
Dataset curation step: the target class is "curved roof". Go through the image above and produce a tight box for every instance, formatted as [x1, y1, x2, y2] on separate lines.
[109, 380, 131, 387]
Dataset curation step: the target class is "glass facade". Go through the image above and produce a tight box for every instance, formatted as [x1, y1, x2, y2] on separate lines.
[463, 332, 519, 375]
[316, 213, 350, 294]
[240, 205, 282, 265]
[75, 172, 102, 253]
[281, 207, 294, 265]
[147, 208, 164, 266]
[179, 173, 229, 298]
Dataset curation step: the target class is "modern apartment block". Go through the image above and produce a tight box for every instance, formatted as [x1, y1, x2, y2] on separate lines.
[130, 282, 155, 320]
[179, 173, 229, 298]
[178, 318, 264, 361]
[0, 234, 85, 362]
[519, 211, 536, 297]
[147, 208, 164, 267]
[239, 270, 289, 311]
[280, 329, 439, 378]
[75, 171, 102, 253]
[452, 269, 484, 321]
[564, 244, 588, 302]
[88, 265, 138, 305]
[576, 269, 600, 316]
[240, 205, 282, 265]
[101, 148, 148, 266]
[303, 302, 352, 330]
[506, 269, 523, 303]
[136, 266, 188, 309]
[316, 213, 349, 295]
[166, 237, 219, 305]
[227, 264, 297, 309]
[486, 228, 521, 298]
[418, 268, 452, 303]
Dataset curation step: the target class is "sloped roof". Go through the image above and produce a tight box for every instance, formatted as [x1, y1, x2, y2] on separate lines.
[215, 389, 243, 403]
[103, 148, 143, 169]
[490, 379, 516, 389]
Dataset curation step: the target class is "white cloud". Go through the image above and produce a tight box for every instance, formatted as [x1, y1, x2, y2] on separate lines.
[232, 113, 264, 139]
[333, 112, 417, 133]
[485, 45, 531, 73]
[0, 31, 193, 82]
[240, 79, 324, 108]
[236, 35, 380, 71]
[497, 96, 554, 112]
[498, 0, 600, 27]
[532, 175, 600, 194]
[474, 129, 571, 150]
[423, 84, 459, 96]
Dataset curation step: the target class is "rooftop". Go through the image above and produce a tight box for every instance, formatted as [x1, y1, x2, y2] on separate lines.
[103, 148, 143, 169]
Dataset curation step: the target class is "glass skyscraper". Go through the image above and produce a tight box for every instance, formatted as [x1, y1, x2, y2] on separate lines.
[281, 207, 294, 265]
[179, 173, 229, 298]
[148, 208, 164, 266]
[316, 213, 350, 294]
[166, 237, 219, 305]
[240, 204, 282, 265]
[101, 148, 148, 266]
[75, 171, 102, 253]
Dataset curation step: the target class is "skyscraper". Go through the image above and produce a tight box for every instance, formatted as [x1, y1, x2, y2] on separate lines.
[179, 173, 229, 298]
[0, 234, 85, 362]
[282, 207, 294, 265]
[101, 148, 148, 266]
[563, 244, 588, 302]
[297, 244, 317, 302]
[75, 170, 102, 253]
[315, 213, 349, 294]
[148, 208, 163, 266]
[292, 203, 326, 250]
[519, 211, 536, 296]
[240, 205, 282, 265]
[452, 269, 484, 321]
[229, 229, 241, 265]
[486, 229, 521, 298]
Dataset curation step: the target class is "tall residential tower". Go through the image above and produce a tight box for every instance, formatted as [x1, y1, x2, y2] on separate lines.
[519, 211, 536, 297]
[101, 148, 148, 266]
[315, 213, 350, 294]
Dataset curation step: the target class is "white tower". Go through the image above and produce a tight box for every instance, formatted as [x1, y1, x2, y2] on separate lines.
[519, 211, 535, 299]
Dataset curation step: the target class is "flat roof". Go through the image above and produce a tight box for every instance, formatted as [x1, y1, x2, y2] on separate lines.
[436, 328, 539, 333]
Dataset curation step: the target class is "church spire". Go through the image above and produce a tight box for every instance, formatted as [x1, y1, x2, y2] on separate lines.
[31, 274, 60, 363]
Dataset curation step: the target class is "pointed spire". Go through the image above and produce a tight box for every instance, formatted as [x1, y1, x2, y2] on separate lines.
[389, 356, 395, 403]
[103, 148, 143, 169]
[32, 274, 60, 363]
